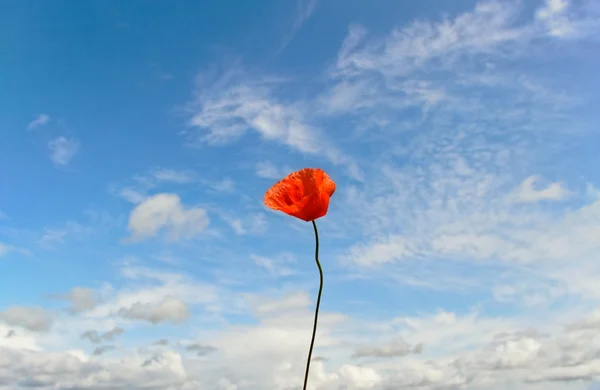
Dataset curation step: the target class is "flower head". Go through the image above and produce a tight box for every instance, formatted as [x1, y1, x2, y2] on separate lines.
[264, 168, 336, 222]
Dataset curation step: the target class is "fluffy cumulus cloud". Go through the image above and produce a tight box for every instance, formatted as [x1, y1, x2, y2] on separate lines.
[53, 287, 100, 313]
[2, 274, 600, 389]
[185, 342, 217, 356]
[0, 306, 53, 332]
[118, 296, 190, 324]
[81, 327, 124, 344]
[352, 338, 422, 359]
[0, 348, 190, 389]
[127, 193, 210, 241]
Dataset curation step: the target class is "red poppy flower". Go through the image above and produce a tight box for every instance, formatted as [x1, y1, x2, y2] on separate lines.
[264, 168, 336, 222]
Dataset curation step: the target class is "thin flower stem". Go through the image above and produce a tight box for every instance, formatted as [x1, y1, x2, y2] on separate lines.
[302, 220, 323, 390]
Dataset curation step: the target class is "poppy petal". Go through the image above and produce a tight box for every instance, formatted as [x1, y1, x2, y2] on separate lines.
[264, 168, 335, 221]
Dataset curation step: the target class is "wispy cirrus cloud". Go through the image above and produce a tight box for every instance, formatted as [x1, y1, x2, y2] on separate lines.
[205, 178, 235, 192]
[0, 242, 31, 258]
[151, 168, 195, 183]
[318, 0, 596, 136]
[225, 213, 267, 236]
[536, 0, 600, 38]
[251, 253, 296, 277]
[258, 9, 593, 353]
[26, 114, 50, 130]
[116, 187, 147, 204]
[48, 136, 79, 166]
[185, 66, 363, 180]
[38, 221, 90, 249]
[277, 0, 319, 53]
[110, 168, 199, 205]
[0, 306, 54, 332]
[255, 161, 292, 180]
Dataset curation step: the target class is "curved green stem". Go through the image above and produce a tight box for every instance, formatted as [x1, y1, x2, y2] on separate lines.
[302, 220, 323, 390]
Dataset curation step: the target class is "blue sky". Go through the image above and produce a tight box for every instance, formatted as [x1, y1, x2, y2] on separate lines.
[2, 0, 600, 388]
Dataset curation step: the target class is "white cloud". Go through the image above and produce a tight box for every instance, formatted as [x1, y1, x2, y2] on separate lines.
[245, 291, 312, 317]
[321, 0, 596, 130]
[336, 365, 383, 389]
[185, 343, 217, 356]
[38, 229, 68, 248]
[153, 339, 170, 346]
[118, 187, 147, 204]
[188, 68, 318, 151]
[229, 218, 245, 235]
[345, 185, 600, 275]
[0, 348, 190, 389]
[48, 136, 79, 165]
[333, 2, 529, 80]
[277, 0, 319, 53]
[345, 235, 413, 267]
[120, 264, 187, 284]
[492, 281, 564, 307]
[2, 273, 600, 389]
[92, 345, 116, 356]
[102, 327, 124, 341]
[26, 114, 50, 130]
[118, 296, 190, 324]
[324, 0, 597, 279]
[81, 327, 124, 344]
[511, 176, 571, 203]
[536, 0, 575, 37]
[587, 184, 600, 200]
[192, 291, 349, 388]
[352, 337, 422, 358]
[186, 67, 362, 180]
[255, 161, 292, 180]
[152, 168, 194, 183]
[112, 168, 198, 206]
[251, 254, 296, 277]
[0, 325, 41, 351]
[38, 221, 90, 249]
[126, 193, 210, 242]
[84, 265, 217, 322]
[0, 242, 30, 258]
[209, 178, 235, 192]
[225, 213, 267, 236]
[55, 287, 100, 313]
[0, 307, 53, 332]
